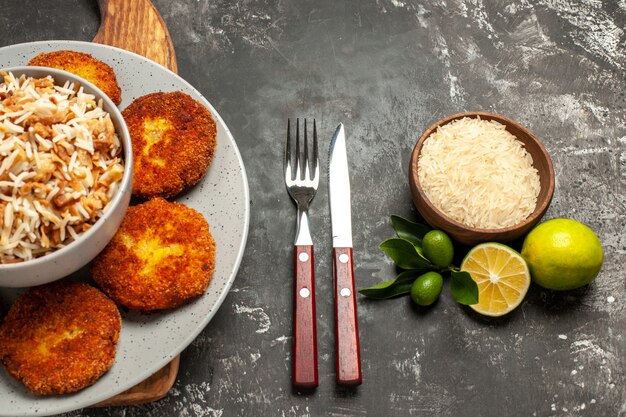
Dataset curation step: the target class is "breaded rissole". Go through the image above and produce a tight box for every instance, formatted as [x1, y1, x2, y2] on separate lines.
[28, 50, 122, 105]
[91, 198, 216, 311]
[0, 281, 121, 395]
[121, 91, 217, 199]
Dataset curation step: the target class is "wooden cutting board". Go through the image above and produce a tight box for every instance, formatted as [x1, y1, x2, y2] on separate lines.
[91, 0, 180, 407]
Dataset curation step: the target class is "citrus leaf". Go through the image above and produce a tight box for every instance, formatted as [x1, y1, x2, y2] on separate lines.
[359, 270, 425, 299]
[412, 241, 431, 263]
[450, 271, 479, 305]
[390, 215, 430, 247]
[379, 238, 433, 270]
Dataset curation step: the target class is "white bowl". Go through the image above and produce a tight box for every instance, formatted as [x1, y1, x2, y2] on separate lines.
[0, 66, 132, 287]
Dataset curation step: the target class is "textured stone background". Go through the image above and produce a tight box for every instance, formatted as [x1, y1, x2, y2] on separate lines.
[1, 0, 625, 416]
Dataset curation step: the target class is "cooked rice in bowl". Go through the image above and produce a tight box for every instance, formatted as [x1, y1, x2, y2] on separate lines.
[0, 71, 125, 263]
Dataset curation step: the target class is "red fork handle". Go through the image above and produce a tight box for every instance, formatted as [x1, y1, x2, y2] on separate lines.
[333, 247, 362, 387]
[293, 245, 318, 389]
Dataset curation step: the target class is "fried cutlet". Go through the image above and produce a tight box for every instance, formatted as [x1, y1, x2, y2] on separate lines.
[0, 281, 121, 395]
[28, 50, 122, 105]
[91, 198, 216, 311]
[121, 91, 217, 199]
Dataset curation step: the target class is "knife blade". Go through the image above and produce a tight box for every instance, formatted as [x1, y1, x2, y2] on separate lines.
[328, 123, 362, 387]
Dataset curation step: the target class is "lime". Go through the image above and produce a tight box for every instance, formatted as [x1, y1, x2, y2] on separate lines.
[521, 218, 603, 291]
[410, 271, 443, 306]
[422, 230, 454, 268]
[461, 242, 531, 317]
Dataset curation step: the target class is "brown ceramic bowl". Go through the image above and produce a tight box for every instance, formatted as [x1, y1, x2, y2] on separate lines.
[409, 111, 555, 246]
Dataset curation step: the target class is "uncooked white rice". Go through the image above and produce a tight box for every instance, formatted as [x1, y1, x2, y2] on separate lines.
[417, 117, 540, 229]
[0, 71, 125, 263]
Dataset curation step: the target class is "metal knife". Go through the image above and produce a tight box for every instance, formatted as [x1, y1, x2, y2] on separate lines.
[328, 123, 362, 387]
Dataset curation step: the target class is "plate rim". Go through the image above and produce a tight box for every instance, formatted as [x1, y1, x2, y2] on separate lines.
[0, 39, 250, 415]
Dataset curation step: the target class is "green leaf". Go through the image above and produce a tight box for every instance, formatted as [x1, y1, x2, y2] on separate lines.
[390, 215, 430, 247]
[412, 241, 431, 263]
[379, 238, 433, 270]
[450, 271, 479, 305]
[359, 270, 425, 299]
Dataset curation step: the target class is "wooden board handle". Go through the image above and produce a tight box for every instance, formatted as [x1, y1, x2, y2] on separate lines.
[93, 0, 178, 73]
[94, 356, 180, 407]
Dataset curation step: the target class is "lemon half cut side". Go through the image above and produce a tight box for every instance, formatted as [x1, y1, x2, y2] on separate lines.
[461, 243, 531, 317]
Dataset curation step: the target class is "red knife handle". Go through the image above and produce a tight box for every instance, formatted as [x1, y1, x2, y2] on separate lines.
[293, 245, 318, 389]
[333, 247, 362, 387]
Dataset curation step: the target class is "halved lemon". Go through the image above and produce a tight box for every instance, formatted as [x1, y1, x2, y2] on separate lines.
[461, 242, 530, 317]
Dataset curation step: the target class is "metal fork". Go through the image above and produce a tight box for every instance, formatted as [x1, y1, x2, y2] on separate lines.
[284, 118, 319, 389]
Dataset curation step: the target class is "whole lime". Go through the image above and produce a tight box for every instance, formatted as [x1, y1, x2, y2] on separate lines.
[521, 218, 603, 291]
[422, 230, 454, 268]
[410, 271, 444, 306]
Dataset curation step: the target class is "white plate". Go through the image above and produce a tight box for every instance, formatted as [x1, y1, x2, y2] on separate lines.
[0, 40, 250, 416]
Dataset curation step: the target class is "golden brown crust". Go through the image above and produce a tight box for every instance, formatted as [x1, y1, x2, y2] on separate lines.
[121, 91, 217, 199]
[91, 198, 216, 311]
[0, 281, 121, 395]
[28, 50, 122, 105]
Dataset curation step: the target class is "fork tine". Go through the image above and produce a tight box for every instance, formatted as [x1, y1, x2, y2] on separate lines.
[312, 119, 319, 180]
[303, 119, 310, 180]
[285, 118, 292, 180]
[295, 118, 301, 180]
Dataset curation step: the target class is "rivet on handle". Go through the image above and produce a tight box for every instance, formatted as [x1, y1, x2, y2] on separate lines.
[299, 252, 309, 262]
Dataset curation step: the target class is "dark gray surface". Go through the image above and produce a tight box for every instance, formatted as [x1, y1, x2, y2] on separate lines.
[1, 0, 625, 416]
